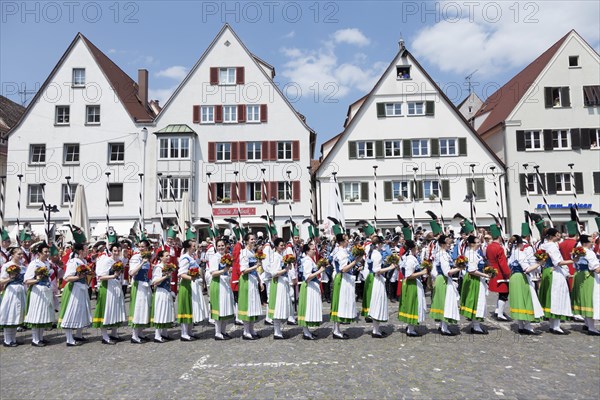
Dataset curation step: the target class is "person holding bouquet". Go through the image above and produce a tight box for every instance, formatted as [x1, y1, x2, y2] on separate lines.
[209, 239, 235, 340]
[58, 243, 93, 346]
[267, 238, 292, 339]
[0, 247, 26, 347]
[128, 239, 153, 344]
[24, 242, 56, 347]
[93, 243, 127, 344]
[238, 233, 263, 340]
[571, 235, 600, 335]
[151, 250, 176, 343]
[398, 240, 428, 337]
[430, 235, 463, 335]
[368, 236, 397, 338]
[177, 240, 209, 341]
[298, 243, 325, 340]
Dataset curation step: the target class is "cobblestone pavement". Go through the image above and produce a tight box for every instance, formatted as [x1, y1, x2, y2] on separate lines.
[1, 293, 599, 400]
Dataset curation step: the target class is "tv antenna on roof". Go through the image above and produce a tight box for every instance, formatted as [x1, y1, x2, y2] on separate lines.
[465, 70, 478, 95]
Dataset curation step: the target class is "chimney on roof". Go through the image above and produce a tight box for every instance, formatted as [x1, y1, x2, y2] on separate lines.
[399, 33, 405, 50]
[138, 69, 148, 106]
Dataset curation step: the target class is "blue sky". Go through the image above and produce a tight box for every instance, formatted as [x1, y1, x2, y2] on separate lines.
[2, 1, 599, 152]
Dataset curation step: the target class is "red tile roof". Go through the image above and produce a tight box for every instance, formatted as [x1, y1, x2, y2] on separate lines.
[474, 31, 571, 135]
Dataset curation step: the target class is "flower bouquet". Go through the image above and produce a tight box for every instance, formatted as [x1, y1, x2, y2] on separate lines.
[111, 261, 124, 275]
[283, 254, 296, 265]
[351, 245, 365, 258]
[420, 260, 433, 272]
[140, 250, 153, 260]
[483, 265, 497, 278]
[6, 264, 20, 277]
[571, 246, 586, 259]
[35, 266, 49, 279]
[455, 255, 468, 269]
[162, 262, 177, 276]
[220, 254, 233, 267]
[317, 258, 329, 269]
[255, 249, 266, 261]
[188, 266, 200, 280]
[76, 264, 92, 276]
[386, 254, 400, 266]
[534, 249, 548, 263]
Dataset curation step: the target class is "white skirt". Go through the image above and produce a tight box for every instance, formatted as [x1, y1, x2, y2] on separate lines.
[60, 282, 92, 329]
[303, 280, 323, 323]
[416, 278, 427, 324]
[444, 277, 461, 322]
[368, 274, 388, 321]
[191, 279, 209, 323]
[338, 272, 357, 320]
[0, 284, 26, 326]
[246, 273, 263, 317]
[527, 274, 545, 319]
[475, 278, 488, 319]
[593, 273, 600, 321]
[218, 275, 235, 317]
[24, 284, 56, 325]
[272, 276, 291, 320]
[153, 287, 175, 324]
[550, 269, 573, 317]
[131, 281, 152, 325]
[103, 279, 127, 325]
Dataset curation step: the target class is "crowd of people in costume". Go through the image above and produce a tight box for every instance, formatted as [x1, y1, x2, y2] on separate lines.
[1, 208, 599, 347]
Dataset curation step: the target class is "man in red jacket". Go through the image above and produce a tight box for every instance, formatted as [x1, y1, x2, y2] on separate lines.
[487, 224, 511, 321]
[559, 221, 578, 288]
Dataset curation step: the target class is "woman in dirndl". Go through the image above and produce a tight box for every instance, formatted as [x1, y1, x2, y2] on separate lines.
[267, 238, 291, 339]
[24, 242, 56, 347]
[398, 240, 428, 337]
[507, 235, 544, 335]
[128, 239, 152, 344]
[368, 236, 397, 338]
[429, 235, 462, 336]
[298, 243, 325, 340]
[209, 239, 235, 340]
[330, 234, 362, 339]
[238, 233, 263, 340]
[0, 247, 26, 347]
[151, 250, 176, 343]
[571, 234, 600, 335]
[459, 235, 492, 334]
[92, 243, 127, 344]
[177, 240, 209, 341]
[58, 243, 92, 346]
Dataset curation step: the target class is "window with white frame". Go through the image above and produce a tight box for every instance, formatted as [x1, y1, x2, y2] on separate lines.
[86, 105, 100, 124]
[385, 103, 402, 116]
[219, 68, 236, 85]
[30, 144, 46, 164]
[423, 180, 440, 198]
[385, 140, 401, 157]
[277, 182, 293, 201]
[201, 106, 214, 123]
[343, 182, 360, 202]
[216, 143, 231, 162]
[549, 87, 569, 108]
[223, 105, 237, 123]
[55, 106, 70, 125]
[439, 138, 457, 156]
[28, 184, 44, 205]
[526, 174, 539, 194]
[109, 143, 125, 163]
[552, 130, 570, 149]
[159, 137, 190, 159]
[61, 183, 78, 205]
[277, 141, 292, 161]
[247, 105, 260, 122]
[411, 139, 429, 157]
[407, 102, 424, 115]
[392, 181, 409, 200]
[357, 141, 374, 158]
[72, 68, 85, 86]
[216, 183, 231, 203]
[108, 183, 123, 203]
[159, 177, 190, 201]
[247, 142, 262, 161]
[524, 130, 543, 150]
[247, 182, 262, 202]
[63, 143, 79, 164]
[555, 173, 571, 193]
[592, 128, 600, 148]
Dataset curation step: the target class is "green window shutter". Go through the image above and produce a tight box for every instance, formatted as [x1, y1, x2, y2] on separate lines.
[430, 139, 439, 157]
[593, 172, 600, 194]
[417, 181, 424, 200]
[348, 141, 357, 159]
[403, 140, 412, 158]
[425, 101, 435, 116]
[458, 138, 467, 156]
[441, 180, 450, 200]
[519, 174, 527, 195]
[544, 87, 553, 108]
[384, 181, 392, 201]
[375, 140, 384, 159]
[516, 131, 526, 151]
[475, 178, 486, 200]
[546, 173, 557, 195]
[339, 183, 344, 200]
[574, 172, 584, 195]
[361, 182, 369, 202]
[561, 87, 571, 107]
[376, 103, 386, 118]
[543, 130, 553, 151]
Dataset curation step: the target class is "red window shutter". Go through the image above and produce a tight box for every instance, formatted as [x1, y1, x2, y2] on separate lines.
[262, 141, 270, 160]
[236, 67, 245, 84]
[293, 181, 300, 202]
[270, 181, 278, 200]
[192, 105, 200, 123]
[238, 141, 247, 161]
[260, 104, 268, 122]
[292, 140, 300, 161]
[230, 182, 236, 201]
[208, 142, 216, 162]
[215, 105, 223, 123]
[231, 142, 238, 162]
[209, 183, 216, 203]
[239, 182, 247, 202]
[270, 141, 278, 161]
[237, 104, 246, 123]
[210, 67, 219, 85]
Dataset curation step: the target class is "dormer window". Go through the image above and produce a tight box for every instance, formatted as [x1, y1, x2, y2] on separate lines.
[396, 66, 411, 80]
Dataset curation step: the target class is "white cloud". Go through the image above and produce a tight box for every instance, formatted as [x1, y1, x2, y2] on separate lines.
[332, 28, 371, 47]
[283, 30, 295, 39]
[155, 66, 188, 80]
[148, 85, 178, 105]
[412, 1, 600, 79]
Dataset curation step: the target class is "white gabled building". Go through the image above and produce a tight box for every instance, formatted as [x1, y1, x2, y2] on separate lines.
[474, 30, 600, 234]
[5, 33, 155, 238]
[316, 41, 506, 233]
[148, 24, 316, 239]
